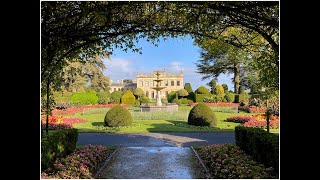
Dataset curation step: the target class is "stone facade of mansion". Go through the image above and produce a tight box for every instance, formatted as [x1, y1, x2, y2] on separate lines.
[109, 70, 184, 99]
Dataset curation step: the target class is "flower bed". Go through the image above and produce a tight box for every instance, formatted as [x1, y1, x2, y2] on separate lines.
[41, 123, 72, 130]
[195, 144, 274, 179]
[225, 114, 279, 129]
[238, 106, 266, 113]
[225, 115, 252, 123]
[52, 104, 129, 115]
[61, 117, 88, 126]
[244, 119, 279, 128]
[41, 116, 88, 127]
[41, 116, 63, 124]
[189, 102, 239, 107]
[243, 114, 279, 128]
[41, 145, 112, 179]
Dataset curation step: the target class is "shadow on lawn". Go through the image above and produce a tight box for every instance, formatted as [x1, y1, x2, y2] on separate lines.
[92, 122, 104, 127]
[165, 120, 235, 132]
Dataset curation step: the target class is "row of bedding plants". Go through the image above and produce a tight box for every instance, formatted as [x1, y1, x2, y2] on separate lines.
[41, 116, 88, 129]
[195, 144, 274, 179]
[41, 128, 115, 179]
[52, 104, 129, 115]
[194, 126, 279, 179]
[225, 114, 279, 129]
[41, 145, 112, 179]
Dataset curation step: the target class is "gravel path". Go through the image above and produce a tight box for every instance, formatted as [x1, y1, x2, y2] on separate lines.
[77, 132, 235, 147]
[96, 147, 205, 179]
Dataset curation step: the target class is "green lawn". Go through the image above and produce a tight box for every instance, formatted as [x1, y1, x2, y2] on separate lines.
[67, 105, 279, 133]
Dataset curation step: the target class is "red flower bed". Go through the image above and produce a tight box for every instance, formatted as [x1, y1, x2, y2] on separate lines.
[189, 102, 239, 107]
[41, 116, 88, 127]
[61, 117, 88, 126]
[225, 115, 252, 123]
[41, 116, 63, 124]
[243, 114, 279, 128]
[251, 114, 279, 121]
[52, 104, 129, 115]
[225, 114, 279, 129]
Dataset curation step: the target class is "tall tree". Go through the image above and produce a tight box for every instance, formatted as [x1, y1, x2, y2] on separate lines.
[62, 55, 110, 92]
[197, 38, 249, 94]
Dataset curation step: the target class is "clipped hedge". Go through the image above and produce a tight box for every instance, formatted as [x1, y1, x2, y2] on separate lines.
[235, 126, 279, 177]
[195, 86, 210, 94]
[70, 91, 98, 105]
[134, 100, 141, 106]
[225, 115, 252, 123]
[168, 91, 177, 103]
[188, 103, 217, 127]
[195, 94, 213, 102]
[110, 91, 122, 104]
[104, 105, 133, 127]
[141, 96, 150, 103]
[97, 91, 111, 104]
[172, 98, 182, 106]
[227, 92, 235, 102]
[121, 90, 135, 105]
[187, 91, 195, 102]
[177, 88, 189, 97]
[180, 98, 193, 104]
[41, 128, 78, 170]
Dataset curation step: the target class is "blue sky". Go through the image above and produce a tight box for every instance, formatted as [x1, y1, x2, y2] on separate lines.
[103, 35, 233, 90]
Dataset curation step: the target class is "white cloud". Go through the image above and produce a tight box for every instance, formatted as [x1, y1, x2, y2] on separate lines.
[169, 61, 183, 72]
[103, 58, 136, 81]
[167, 61, 234, 91]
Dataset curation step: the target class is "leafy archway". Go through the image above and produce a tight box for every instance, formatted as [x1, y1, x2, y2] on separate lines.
[41, 1, 279, 133]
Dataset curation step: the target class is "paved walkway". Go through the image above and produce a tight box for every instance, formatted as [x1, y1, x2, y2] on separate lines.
[77, 132, 235, 147]
[79, 133, 235, 178]
[96, 147, 206, 179]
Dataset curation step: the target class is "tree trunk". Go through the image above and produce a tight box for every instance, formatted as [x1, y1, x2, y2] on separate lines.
[266, 99, 270, 133]
[46, 78, 50, 135]
[266, 112, 270, 133]
[234, 63, 240, 94]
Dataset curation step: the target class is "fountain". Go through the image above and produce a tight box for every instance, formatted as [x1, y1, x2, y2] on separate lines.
[139, 71, 178, 112]
[152, 71, 166, 106]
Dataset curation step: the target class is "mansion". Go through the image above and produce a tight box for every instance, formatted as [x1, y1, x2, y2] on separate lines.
[109, 70, 184, 99]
